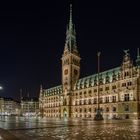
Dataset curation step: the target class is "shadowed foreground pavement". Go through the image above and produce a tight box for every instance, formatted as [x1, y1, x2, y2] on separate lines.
[0, 117, 140, 140]
[0, 128, 19, 140]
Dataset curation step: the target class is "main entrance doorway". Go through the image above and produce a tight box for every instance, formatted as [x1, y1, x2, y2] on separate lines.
[63, 108, 67, 118]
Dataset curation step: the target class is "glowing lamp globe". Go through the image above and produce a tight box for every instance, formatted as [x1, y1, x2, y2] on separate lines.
[0, 86, 3, 90]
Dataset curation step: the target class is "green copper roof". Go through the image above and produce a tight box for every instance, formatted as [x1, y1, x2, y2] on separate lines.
[75, 67, 120, 89]
[44, 85, 62, 96]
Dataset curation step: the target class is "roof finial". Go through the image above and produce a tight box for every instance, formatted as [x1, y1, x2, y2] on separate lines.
[27, 92, 29, 98]
[20, 89, 23, 100]
[123, 49, 129, 56]
[137, 48, 140, 58]
[69, 4, 73, 29]
[40, 84, 43, 90]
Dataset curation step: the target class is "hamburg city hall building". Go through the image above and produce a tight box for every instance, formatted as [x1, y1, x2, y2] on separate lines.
[39, 5, 140, 119]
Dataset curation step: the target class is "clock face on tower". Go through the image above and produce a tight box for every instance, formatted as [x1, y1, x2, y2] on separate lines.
[64, 69, 68, 75]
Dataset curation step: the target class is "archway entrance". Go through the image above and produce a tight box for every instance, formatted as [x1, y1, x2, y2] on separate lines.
[63, 108, 67, 118]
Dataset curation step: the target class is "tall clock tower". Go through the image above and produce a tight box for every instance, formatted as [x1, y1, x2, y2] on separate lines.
[61, 4, 81, 117]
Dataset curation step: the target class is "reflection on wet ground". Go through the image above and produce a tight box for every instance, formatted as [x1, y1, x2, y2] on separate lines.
[0, 116, 140, 140]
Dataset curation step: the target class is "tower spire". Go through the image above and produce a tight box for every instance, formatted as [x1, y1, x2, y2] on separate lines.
[64, 4, 77, 53]
[40, 84, 43, 91]
[69, 4, 72, 30]
[20, 89, 23, 100]
[39, 84, 43, 98]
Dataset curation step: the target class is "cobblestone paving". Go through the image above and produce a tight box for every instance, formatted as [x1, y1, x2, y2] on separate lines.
[8, 119, 140, 140]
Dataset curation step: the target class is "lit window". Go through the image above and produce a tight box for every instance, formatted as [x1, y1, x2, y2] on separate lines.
[122, 83, 126, 87]
[112, 85, 116, 89]
[124, 94, 129, 101]
[112, 107, 116, 112]
[106, 107, 109, 112]
[105, 87, 109, 91]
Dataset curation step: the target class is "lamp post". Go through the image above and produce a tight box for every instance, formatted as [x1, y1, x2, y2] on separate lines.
[94, 52, 103, 120]
[42, 100, 43, 118]
[0, 86, 3, 119]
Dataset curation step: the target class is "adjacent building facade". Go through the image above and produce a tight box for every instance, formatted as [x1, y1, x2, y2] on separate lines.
[21, 97, 39, 116]
[39, 5, 140, 119]
[0, 97, 20, 116]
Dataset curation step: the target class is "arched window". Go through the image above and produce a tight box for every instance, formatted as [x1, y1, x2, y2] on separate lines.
[89, 108, 91, 112]
[99, 97, 103, 103]
[84, 108, 87, 113]
[112, 107, 116, 112]
[84, 100, 86, 105]
[94, 98, 97, 104]
[89, 99, 91, 104]
[106, 107, 109, 112]
[79, 100, 82, 105]
[124, 105, 129, 111]
[100, 107, 103, 112]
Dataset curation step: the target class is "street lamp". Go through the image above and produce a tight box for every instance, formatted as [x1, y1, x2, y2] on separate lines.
[94, 52, 103, 121]
[0, 86, 3, 90]
[0, 86, 3, 118]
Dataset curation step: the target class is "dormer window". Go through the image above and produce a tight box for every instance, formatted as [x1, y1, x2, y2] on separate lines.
[105, 72, 110, 84]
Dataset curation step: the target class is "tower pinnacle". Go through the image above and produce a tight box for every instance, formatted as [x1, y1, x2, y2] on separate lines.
[136, 48, 140, 67]
[137, 48, 140, 59]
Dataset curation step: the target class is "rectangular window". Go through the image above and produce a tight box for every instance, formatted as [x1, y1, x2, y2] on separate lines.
[99, 88, 103, 91]
[127, 82, 132, 86]
[94, 98, 97, 104]
[105, 97, 109, 103]
[89, 99, 91, 104]
[88, 90, 92, 93]
[122, 83, 126, 87]
[112, 85, 116, 89]
[99, 97, 103, 103]
[124, 94, 129, 101]
[94, 89, 97, 92]
[105, 87, 109, 91]
[112, 96, 116, 102]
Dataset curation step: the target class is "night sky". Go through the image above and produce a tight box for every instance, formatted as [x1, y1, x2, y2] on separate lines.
[0, 1, 140, 100]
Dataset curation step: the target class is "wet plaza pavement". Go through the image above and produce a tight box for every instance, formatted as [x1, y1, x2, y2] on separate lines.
[0, 116, 140, 140]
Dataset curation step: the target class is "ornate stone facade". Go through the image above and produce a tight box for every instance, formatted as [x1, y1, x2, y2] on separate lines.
[39, 5, 140, 119]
